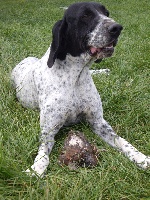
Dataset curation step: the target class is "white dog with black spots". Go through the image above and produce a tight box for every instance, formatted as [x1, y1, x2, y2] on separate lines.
[11, 2, 150, 177]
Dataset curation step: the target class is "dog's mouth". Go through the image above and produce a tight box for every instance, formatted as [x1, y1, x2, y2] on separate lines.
[88, 40, 117, 59]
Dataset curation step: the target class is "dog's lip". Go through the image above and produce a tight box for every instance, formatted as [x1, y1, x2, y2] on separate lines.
[88, 41, 115, 57]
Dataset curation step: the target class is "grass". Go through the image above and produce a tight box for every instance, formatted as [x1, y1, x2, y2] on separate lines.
[0, 0, 150, 199]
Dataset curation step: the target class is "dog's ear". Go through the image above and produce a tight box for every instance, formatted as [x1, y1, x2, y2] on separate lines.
[47, 18, 67, 68]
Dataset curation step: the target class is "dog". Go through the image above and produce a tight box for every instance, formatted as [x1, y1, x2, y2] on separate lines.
[11, 2, 150, 177]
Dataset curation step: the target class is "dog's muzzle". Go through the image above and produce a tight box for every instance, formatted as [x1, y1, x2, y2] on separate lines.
[88, 23, 123, 59]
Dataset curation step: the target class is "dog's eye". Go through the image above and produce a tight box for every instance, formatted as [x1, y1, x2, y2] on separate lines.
[81, 14, 91, 21]
[81, 14, 89, 19]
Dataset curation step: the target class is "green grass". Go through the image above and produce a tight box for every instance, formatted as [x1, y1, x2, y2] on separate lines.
[0, 0, 150, 199]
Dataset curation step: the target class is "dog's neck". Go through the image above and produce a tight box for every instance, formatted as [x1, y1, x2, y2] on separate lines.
[54, 53, 94, 72]
[43, 47, 94, 69]
[42, 47, 95, 85]
[41, 51, 94, 87]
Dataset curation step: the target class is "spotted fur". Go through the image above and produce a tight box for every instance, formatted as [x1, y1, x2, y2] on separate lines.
[11, 2, 150, 177]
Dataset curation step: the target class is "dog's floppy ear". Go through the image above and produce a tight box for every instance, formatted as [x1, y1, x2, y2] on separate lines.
[47, 18, 67, 68]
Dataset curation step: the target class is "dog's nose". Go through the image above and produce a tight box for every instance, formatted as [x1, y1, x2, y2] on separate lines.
[108, 23, 123, 35]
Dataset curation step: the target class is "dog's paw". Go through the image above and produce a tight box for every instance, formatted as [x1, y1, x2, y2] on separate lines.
[24, 168, 39, 178]
[24, 164, 47, 178]
[137, 156, 150, 170]
[24, 153, 49, 177]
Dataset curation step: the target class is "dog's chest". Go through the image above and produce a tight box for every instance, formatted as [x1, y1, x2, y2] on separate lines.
[35, 62, 99, 125]
[64, 91, 86, 126]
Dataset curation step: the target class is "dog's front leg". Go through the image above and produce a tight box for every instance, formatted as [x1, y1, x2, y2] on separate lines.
[90, 118, 150, 169]
[25, 108, 66, 177]
[26, 132, 55, 177]
[25, 129, 57, 177]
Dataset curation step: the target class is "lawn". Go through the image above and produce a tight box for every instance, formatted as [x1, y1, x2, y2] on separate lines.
[0, 0, 150, 199]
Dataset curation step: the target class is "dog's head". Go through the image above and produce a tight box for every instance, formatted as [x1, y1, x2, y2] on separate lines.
[47, 2, 123, 68]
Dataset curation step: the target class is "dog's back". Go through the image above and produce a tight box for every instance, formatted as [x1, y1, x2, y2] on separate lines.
[11, 57, 39, 108]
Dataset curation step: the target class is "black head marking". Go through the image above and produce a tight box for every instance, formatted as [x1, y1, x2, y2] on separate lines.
[47, 2, 117, 68]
